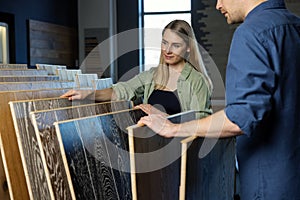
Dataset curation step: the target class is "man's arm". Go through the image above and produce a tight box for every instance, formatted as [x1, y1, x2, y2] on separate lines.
[138, 110, 243, 138]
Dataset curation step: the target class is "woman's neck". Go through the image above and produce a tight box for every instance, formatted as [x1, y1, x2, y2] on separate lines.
[168, 60, 185, 73]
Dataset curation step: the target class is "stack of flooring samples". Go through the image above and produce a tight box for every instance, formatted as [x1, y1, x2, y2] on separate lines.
[35, 64, 67, 75]
[12, 100, 132, 200]
[55, 108, 146, 200]
[9, 98, 97, 200]
[0, 89, 72, 200]
[0, 65, 76, 200]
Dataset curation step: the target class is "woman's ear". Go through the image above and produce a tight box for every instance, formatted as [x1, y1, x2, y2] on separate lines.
[186, 48, 190, 52]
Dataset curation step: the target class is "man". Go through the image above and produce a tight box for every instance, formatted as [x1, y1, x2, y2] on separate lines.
[138, 0, 300, 199]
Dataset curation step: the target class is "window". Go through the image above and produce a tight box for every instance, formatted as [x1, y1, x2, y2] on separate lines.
[141, 0, 191, 71]
[0, 22, 9, 64]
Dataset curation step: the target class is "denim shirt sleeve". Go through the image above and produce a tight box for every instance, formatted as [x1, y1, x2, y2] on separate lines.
[225, 27, 276, 136]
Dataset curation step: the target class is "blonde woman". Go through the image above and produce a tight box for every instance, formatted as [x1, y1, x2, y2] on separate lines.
[61, 19, 213, 118]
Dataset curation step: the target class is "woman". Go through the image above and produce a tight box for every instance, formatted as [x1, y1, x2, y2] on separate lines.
[61, 19, 213, 118]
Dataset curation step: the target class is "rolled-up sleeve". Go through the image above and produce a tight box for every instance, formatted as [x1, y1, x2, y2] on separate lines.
[225, 27, 276, 136]
[112, 69, 154, 101]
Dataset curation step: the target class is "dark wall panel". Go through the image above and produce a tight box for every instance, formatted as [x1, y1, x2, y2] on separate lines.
[116, 0, 139, 81]
[0, 0, 78, 65]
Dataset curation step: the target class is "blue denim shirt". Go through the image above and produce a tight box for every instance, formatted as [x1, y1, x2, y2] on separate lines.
[224, 1, 300, 199]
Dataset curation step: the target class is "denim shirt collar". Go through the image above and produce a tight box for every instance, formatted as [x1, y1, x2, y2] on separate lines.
[245, 0, 286, 21]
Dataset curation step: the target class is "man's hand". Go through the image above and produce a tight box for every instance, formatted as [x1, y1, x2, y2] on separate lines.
[138, 114, 180, 138]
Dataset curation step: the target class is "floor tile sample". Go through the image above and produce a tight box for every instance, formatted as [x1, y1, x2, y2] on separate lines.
[55, 109, 146, 200]
[30, 100, 132, 200]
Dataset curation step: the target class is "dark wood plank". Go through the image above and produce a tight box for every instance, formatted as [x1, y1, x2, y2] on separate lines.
[29, 20, 78, 66]
[128, 111, 235, 200]
[9, 98, 96, 200]
[184, 137, 235, 200]
[55, 109, 146, 200]
[0, 75, 59, 82]
[0, 81, 75, 91]
[0, 89, 72, 200]
[0, 69, 48, 76]
[127, 111, 196, 200]
[30, 100, 133, 200]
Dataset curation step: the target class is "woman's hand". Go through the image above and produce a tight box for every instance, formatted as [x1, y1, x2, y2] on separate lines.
[135, 104, 169, 117]
[60, 89, 94, 100]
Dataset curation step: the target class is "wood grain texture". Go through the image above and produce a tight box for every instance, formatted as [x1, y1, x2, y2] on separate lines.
[30, 100, 133, 200]
[29, 19, 78, 67]
[55, 109, 146, 200]
[36, 64, 67, 75]
[0, 89, 71, 200]
[75, 74, 98, 88]
[57, 69, 82, 81]
[127, 111, 196, 200]
[0, 69, 48, 76]
[9, 98, 95, 200]
[0, 64, 27, 69]
[0, 81, 75, 91]
[184, 137, 235, 200]
[92, 78, 113, 90]
[0, 75, 59, 82]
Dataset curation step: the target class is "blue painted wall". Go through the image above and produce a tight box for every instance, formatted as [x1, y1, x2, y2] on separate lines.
[0, 0, 78, 64]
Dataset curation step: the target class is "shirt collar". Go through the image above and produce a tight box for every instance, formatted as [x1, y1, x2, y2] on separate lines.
[179, 62, 194, 80]
[245, 0, 286, 20]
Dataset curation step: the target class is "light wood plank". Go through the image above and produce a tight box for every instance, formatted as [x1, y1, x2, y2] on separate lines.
[0, 69, 48, 76]
[75, 74, 98, 88]
[0, 75, 59, 82]
[0, 81, 75, 91]
[0, 64, 27, 69]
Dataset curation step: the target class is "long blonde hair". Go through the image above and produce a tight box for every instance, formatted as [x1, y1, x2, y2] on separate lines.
[153, 19, 213, 93]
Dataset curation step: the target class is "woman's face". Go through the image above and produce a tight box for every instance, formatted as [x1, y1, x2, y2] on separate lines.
[161, 29, 190, 66]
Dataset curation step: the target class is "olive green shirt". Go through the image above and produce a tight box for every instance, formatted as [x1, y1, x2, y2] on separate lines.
[112, 63, 212, 118]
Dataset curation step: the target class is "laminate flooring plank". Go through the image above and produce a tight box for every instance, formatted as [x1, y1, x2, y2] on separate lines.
[0, 64, 27, 69]
[30, 100, 132, 200]
[9, 98, 96, 200]
[0, 69, 48, 76]
[75, 74, 98, 88]
[127, 111, 196, 200]
[0, 89, 73, 200]
[184, 137, 235, 200]
[0, 75, 59, 82]
[55, 109, 146, 200]
[92, 78, 113, 90]
[0, 146, 9, 200]
[0, 81, 75, 91]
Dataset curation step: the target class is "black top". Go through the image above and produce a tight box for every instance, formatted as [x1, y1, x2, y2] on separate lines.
[148, 90, 181, 115]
